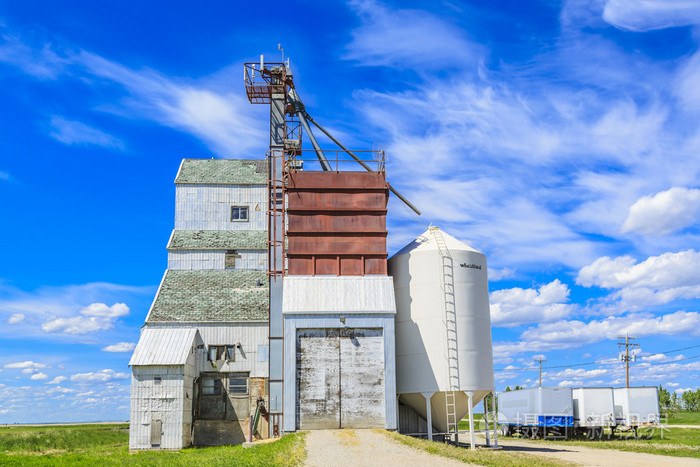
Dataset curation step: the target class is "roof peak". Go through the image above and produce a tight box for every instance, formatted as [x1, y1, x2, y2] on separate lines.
[393, 227, 482, 256]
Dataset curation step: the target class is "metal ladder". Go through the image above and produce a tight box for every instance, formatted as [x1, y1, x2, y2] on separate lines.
[431, 227, 460, 438]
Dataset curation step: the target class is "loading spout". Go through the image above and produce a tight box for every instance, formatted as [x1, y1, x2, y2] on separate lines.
[305, 114, 422, 216]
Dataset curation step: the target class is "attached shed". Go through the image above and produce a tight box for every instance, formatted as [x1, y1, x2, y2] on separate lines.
[128, 327, 204, 450]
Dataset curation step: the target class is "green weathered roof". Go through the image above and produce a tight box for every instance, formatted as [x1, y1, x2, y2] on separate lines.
[147, 270, 268, 322]
[167, 230, 267, 251]
[175, 159, 267, 185]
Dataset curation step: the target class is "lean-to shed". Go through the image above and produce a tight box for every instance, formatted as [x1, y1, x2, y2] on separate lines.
[128, 327, 204, 450]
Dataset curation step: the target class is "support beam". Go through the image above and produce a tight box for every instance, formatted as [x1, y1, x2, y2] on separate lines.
[493, 392, 499, 447]
[467, 391, 475, 450]
[306, 115, 422, 216]
[288, 89, 331, 171]
[484, 395, 490, 447]
[421, 392, 434, 441]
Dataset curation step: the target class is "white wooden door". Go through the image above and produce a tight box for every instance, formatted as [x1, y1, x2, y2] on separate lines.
[296, 328, 384, 430]
[340, 329, 385, 428]
[297, 329, 341, 429]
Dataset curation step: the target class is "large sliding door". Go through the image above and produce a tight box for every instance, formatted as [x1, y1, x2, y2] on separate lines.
[296, 328, 385, 430]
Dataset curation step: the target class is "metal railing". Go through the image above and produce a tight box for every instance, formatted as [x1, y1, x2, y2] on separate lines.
[286, 148, 385, 172]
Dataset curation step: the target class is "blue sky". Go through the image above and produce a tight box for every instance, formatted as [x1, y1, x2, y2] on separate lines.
[1, 0, 699, 423]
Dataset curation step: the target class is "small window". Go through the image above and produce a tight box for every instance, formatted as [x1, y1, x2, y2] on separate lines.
[154, 376, 162, 385]
[225, 250, 241, 269]
[229, 376, 248, 395]
[202, 378, 222, 395]
[209, 345, 226, 361]
[231, 206, 249, 222]
[226, 345, 235, 361]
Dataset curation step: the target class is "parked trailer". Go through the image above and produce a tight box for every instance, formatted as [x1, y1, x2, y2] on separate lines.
[572, 387, 615, 438]
[497, 387, 574, 439]
[613, 387, 660, 431]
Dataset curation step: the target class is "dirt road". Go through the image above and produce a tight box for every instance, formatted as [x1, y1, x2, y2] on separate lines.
[496, 438, 700, 466]
[304, 429, 471, 466]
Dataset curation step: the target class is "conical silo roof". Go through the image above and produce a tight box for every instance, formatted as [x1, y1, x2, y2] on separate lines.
[393, 227, 481, 257]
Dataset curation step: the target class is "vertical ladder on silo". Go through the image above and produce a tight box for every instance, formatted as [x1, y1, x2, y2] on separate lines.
[431, 227, 460, 440]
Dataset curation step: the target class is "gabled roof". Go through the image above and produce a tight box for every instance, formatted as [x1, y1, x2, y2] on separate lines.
[129, 327, 202, 366]
[146, 270, 269, 322]
[175, 159, 267, 185]
[167, 230, 267, 251]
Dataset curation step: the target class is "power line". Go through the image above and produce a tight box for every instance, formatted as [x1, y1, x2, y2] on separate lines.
[494, 342, 700, 372]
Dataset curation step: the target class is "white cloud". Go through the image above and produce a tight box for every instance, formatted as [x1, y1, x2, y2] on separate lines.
[30, 373, 48, 380]
[344, 0, 482, 69]
[49, 116, 124, 149]
[621, 187, 700, 235]
[490, 280, 575, 327]
[70, 369, 129, 383]
[521, 310, 700, 347]
[21, 369, 35, 374]
[101, 342, 135, 353]
[74, 51, 265, 155]
[488, 268, 515, 281]
[602, 0, 700, 32]
[577, 250, 700, 311]
[0, 34, 69, 79]
[41, 302, 129, 335]
[4, 361, 48, 370]
[8, 313, 24, 324]
[0, 30, 265, 156]
[47, 376, 67, 385]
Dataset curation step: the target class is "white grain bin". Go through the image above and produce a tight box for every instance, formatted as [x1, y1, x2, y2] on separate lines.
[613, 387, 659, 427]
[388, 227, 495, 434]
[572, 387, 615, 429]
[497, 387, 574, 432]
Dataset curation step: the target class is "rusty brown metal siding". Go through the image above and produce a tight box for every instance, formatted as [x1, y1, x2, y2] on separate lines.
[286, 172, 388, 275]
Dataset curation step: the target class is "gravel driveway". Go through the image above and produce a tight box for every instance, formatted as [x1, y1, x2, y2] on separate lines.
[304, 429, 471, 466]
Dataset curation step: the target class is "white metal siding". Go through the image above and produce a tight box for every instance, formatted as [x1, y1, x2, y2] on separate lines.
[174, 185, 267, 231]
[573, 388, 615, 427]
[129, 366, 187, 450]
[168, 250, 266, 271]
[283, 276, 397, 314]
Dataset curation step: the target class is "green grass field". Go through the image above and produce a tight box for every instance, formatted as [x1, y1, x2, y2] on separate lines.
[0, 424, 306, 466]
[666, 411, 700, 425]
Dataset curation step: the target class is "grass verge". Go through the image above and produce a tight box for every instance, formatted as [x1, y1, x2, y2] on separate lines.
[0, 424, 306, 466]
[380, 430, 567, 466]
[507, 426, 700, 459]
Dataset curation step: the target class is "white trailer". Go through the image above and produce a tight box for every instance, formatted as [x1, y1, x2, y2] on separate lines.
[497, 388, 574, 438]
[613, 387, 660, 430]
[572, 387, 615, 437]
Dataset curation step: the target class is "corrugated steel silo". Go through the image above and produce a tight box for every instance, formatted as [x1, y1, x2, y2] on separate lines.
[388, 227, 495, 435]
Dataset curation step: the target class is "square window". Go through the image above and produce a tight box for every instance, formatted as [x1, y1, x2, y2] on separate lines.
[229, 376, 248, 395]
[230, 206, 249, 222]
[154, 376, 162, 385]
[202, 378, 222, 395]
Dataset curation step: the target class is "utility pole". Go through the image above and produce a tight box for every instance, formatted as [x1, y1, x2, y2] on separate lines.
[535, 358, 547, 388]
[617, 333, 639, 388]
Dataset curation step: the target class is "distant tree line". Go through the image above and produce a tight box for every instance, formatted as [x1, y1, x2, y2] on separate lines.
[659, 385, 700, 412]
